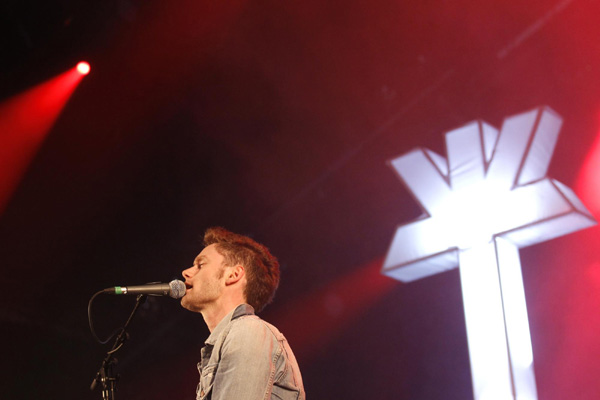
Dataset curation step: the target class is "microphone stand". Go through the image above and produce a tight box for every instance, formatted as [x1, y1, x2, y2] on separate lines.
[90, 294, 147, 400]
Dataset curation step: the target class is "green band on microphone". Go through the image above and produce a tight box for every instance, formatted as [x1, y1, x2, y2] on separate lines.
[114, 286, 123, 294]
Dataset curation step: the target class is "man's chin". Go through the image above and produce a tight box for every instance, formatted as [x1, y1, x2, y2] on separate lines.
[180, 296, 191, 310]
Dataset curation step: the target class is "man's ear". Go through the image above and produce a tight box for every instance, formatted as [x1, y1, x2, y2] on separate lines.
[225, 264, 245, 285]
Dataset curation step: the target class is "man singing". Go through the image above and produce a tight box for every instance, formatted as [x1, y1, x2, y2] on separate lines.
[181, 227, 305, 400]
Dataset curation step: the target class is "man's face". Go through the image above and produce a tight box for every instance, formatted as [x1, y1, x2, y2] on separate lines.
[180, 244, 227, 312]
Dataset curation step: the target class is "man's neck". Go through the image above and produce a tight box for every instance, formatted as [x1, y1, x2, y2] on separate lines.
[201, 301, 245, 332]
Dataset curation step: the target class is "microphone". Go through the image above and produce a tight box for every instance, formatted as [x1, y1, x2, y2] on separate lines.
[103, 279, 186, 299]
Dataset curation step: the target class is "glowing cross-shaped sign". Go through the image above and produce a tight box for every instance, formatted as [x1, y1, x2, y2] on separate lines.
[383, 107, 596, 400]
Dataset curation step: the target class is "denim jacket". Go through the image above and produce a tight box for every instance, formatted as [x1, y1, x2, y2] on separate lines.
[196, 304, 305, 400]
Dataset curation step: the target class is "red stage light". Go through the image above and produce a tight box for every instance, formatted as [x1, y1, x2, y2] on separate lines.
[0, 66, 86, 214]
[76, 61, 90, 75]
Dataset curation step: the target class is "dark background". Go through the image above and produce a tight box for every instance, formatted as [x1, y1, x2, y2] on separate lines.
[1, 0, 599, 399]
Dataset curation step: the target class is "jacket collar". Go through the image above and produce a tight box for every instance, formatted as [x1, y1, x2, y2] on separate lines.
[205, 304, 255, 345]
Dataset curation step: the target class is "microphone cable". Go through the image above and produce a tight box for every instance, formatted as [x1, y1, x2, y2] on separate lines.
[88, 290, 129, 345]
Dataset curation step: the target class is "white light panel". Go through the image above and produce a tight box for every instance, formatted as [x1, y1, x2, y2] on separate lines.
[382, 107, 596, 400]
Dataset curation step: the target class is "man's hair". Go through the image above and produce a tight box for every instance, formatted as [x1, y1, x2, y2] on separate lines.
[203, 227, 280, 313]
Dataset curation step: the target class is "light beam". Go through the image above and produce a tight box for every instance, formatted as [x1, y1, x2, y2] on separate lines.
[0, 65, 87, 214]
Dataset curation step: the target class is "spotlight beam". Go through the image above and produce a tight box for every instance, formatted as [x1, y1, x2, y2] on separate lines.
[0, 64, 88, 214]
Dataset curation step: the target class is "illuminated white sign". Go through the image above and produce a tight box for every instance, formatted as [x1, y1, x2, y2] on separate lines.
[383, 107, 596, 400]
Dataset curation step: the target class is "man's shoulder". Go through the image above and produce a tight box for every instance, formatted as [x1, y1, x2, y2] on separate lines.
[230, 314, 283, 339]
[217, 315, 284, 358]
[232, 313, 272, 330]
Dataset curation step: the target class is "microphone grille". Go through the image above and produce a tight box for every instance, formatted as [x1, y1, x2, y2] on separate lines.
[169, 279, 186, 299]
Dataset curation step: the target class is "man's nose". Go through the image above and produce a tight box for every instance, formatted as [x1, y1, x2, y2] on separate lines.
[182, 266, 194, 279]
